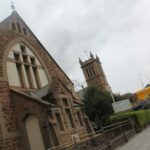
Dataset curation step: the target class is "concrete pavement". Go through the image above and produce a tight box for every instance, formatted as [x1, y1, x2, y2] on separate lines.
[117, 127, 150, 150]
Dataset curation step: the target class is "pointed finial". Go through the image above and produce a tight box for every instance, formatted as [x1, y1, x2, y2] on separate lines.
[11, 0, 15, 12]
[90, 51, 94, 58]
[79, 57, 83, 65]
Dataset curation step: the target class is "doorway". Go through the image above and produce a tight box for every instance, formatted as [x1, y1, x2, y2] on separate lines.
[25, 115, 45, 150]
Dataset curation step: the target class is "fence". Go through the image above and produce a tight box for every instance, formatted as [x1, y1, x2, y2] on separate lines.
[48, 118, 135, 150]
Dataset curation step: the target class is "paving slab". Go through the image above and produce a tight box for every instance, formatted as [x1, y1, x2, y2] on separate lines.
[117, 127, 150, 150]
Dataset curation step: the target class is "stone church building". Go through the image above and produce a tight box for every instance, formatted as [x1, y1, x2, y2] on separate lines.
[0, 11, 93, 150]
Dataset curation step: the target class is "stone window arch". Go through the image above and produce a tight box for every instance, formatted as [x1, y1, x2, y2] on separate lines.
[7, 42, 49, 89]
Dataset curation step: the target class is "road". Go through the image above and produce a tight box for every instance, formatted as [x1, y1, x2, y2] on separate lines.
[117, 127, 150, 150]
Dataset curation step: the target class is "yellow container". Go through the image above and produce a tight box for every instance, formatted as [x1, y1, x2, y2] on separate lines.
[135, 87, 150, 101]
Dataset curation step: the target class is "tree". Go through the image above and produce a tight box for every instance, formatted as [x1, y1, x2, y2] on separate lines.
[83, 86, 113, 129]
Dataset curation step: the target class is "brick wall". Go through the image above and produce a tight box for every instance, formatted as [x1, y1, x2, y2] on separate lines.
[0, 81, 17, 132]
[0, 81, 21, 150]
[0, 136, 21, 150]
[11, 90, 51, 150]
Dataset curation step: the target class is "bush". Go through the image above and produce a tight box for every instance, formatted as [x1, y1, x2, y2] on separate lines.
[110, 109, 150, 131]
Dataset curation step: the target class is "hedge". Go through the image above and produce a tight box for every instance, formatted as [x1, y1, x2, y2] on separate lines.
[110, 109, 150, 130]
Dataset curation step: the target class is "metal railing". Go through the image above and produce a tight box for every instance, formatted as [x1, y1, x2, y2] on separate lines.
[48, 118, 135, 150]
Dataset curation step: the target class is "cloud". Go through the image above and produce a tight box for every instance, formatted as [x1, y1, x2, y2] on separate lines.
[1, 0, 150, 93]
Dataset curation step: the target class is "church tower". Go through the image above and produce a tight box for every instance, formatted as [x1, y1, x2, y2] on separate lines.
[79, 52, 111, 92]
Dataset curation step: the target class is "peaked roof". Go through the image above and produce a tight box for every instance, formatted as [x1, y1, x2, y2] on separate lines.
[0, 11, 73, 85]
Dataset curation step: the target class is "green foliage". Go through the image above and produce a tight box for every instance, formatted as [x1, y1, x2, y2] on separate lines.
[83, 86, 113, 128]
[110, 109, 150, 130]
[113, 94, 122, 102]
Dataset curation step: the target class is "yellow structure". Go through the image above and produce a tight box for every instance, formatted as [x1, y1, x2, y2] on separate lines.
[135, 87, 150, 101]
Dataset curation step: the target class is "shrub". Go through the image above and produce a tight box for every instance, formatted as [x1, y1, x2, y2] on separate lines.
[110, 109, 150, 131]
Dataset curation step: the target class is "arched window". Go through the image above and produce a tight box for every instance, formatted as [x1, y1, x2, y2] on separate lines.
[7, 42, 49, 89]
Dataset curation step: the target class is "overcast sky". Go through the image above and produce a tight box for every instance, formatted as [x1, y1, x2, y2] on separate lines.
[1, 0, 150, 94]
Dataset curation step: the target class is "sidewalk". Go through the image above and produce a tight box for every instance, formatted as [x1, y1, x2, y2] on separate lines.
[117, 127, 150, 150]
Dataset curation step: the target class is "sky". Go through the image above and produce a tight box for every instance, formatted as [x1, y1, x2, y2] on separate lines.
[0, 0, 150, 94]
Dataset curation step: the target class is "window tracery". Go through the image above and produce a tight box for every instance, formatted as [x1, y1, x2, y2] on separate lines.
[7, 43, 49, 89]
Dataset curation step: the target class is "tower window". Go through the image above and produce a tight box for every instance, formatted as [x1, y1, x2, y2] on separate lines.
[17, 22, 22, 33]
[86, 69, 90, 78]
[89, 68, 93, 77]
[91, 67, 96, 76]
[11, 22, 16, 31]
